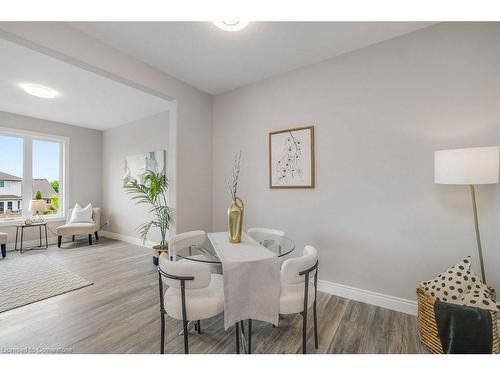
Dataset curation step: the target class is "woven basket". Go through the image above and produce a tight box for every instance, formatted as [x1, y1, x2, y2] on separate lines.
[416, 286, 499, 354]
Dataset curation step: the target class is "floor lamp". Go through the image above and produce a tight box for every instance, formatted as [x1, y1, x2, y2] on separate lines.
[435, 146, 499, 284]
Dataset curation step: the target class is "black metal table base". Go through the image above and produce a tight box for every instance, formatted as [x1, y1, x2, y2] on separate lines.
[15, 222, 48, 254]
[235, 319, 252, 354]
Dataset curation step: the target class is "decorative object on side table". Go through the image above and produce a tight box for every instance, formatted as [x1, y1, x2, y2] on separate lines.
[269, 125, 315, 188]
[434, 146, 499, 283]
[124, 170, 173, 265]
[29, 190, 46, 222]
[227, 151, 243, 243]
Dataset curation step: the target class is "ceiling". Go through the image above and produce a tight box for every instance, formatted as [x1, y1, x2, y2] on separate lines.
[70, 22, 435, 95]
[0, 38, 169, 130]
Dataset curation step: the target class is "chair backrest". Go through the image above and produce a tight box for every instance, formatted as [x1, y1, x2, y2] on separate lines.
[169, 230, 207, 260]
[281, 245, 318, 285]
[158, 252, 210, 289]
[247, 228, 285, 247]
[66, 206, 101, 228]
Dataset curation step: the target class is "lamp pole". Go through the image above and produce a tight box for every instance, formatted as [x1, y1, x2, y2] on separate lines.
[469, 184, 486, 283]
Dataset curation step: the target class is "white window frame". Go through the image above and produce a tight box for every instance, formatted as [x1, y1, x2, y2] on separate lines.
[0, 126, 69, 226]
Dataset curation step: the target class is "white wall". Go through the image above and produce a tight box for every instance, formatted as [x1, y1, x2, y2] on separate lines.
[102, 111, 170, 244]
[0, 110, 102, 246]
[212, 23, 500, 302]
[0, 22, 213, 234]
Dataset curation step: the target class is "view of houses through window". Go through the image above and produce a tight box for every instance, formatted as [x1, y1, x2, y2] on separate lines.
[33, 139, 60, 216]
[0, 133, 63, 221]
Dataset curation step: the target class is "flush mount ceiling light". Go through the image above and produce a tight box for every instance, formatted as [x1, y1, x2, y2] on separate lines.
[213, 21, 249, 32]
[20, 83, 59, 99]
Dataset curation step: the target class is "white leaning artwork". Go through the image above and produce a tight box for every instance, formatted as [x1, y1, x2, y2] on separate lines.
[269, 126, 315, 188]
[122, 150, 166, 187]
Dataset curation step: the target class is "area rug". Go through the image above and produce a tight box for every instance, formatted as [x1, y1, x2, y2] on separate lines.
[0, 254, 93, 313]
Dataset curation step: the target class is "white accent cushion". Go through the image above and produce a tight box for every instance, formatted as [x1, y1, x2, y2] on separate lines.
[164, 274, 224, 321]
[68, 203, 94, 224]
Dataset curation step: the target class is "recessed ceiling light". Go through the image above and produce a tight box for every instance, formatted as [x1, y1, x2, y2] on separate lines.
[214, 21, 249, 32]
[20, 83, 58, 99]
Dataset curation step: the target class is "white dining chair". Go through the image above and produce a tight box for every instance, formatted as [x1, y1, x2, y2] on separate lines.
[247, 228, 285, 247]
[169, 230, 222, 274]
[279, 245, 319, 354]
[158, 252, 226, 354]
[247, 228, 286, 266]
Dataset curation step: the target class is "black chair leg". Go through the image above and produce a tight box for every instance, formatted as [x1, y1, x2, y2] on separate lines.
[72, 235, 75, 242]
[248, 319, 252, 354]
[95, 231, 99, 241]
[183, 319, 189, 354]
[196, 320, 201, 334]
[88, 234, 92, 245]
[1, 244, 6, 258]
[302, 311, 307, 354]
[160, 311, 165, 354]
[313, 301, 318, 349]
[57, 236, 62, 248]
[235, 322, 240, 354]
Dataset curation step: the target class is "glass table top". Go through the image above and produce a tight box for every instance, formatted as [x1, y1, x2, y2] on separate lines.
[175, 236, 296, 264]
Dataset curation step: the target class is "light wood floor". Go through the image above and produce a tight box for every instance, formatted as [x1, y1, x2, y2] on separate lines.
[0, 237, 428, 354]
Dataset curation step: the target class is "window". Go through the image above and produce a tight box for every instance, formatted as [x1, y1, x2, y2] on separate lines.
[0, 129, 67, 222]
[33, 139, 61, 216]
[0, 134, 23, 220]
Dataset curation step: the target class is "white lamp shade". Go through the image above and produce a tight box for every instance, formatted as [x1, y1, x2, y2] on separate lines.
[29, 199, 46, 213]
[435, 146, 499, 185]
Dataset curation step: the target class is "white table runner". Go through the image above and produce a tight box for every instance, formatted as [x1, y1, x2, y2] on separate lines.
[208, 232, 280, 329]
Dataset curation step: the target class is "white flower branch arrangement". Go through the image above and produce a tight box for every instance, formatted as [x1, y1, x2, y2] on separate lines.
[228, 150, 242, 201]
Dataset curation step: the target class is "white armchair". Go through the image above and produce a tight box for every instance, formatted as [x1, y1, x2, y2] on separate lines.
[279, 245, 319, 354]
[56, 207, 101, 247]
[158, 252, 225, 354]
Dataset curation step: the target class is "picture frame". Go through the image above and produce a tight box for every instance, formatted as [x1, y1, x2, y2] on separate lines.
[269, 125, 315, 189]
[122, 150, 167, 187]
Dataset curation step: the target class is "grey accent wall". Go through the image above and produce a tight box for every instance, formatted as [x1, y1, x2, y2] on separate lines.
[0, 110, 102, 245]
[102, 111, 169, 243]
[212, 23, 500, 300]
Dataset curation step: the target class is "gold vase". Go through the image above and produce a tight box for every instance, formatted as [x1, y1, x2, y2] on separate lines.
[228, 197, 244, 243]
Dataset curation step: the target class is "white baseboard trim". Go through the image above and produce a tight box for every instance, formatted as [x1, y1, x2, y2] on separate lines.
[101, 230, 155, 249]
[318, 279, 418, 316]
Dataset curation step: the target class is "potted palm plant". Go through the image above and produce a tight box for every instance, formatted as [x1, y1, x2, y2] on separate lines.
[124, 170, 173, 265]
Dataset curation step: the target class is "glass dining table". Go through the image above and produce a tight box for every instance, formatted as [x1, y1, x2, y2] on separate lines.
[173, 235, 296, 354]
[175, 236, 296, 264]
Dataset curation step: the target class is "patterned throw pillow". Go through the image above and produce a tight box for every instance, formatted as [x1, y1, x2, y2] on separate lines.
[420, 257, 473, 304]
[460, 273, 500, 312]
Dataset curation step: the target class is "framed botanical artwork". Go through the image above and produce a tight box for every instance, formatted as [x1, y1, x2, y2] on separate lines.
[269, 125, 315, 188]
